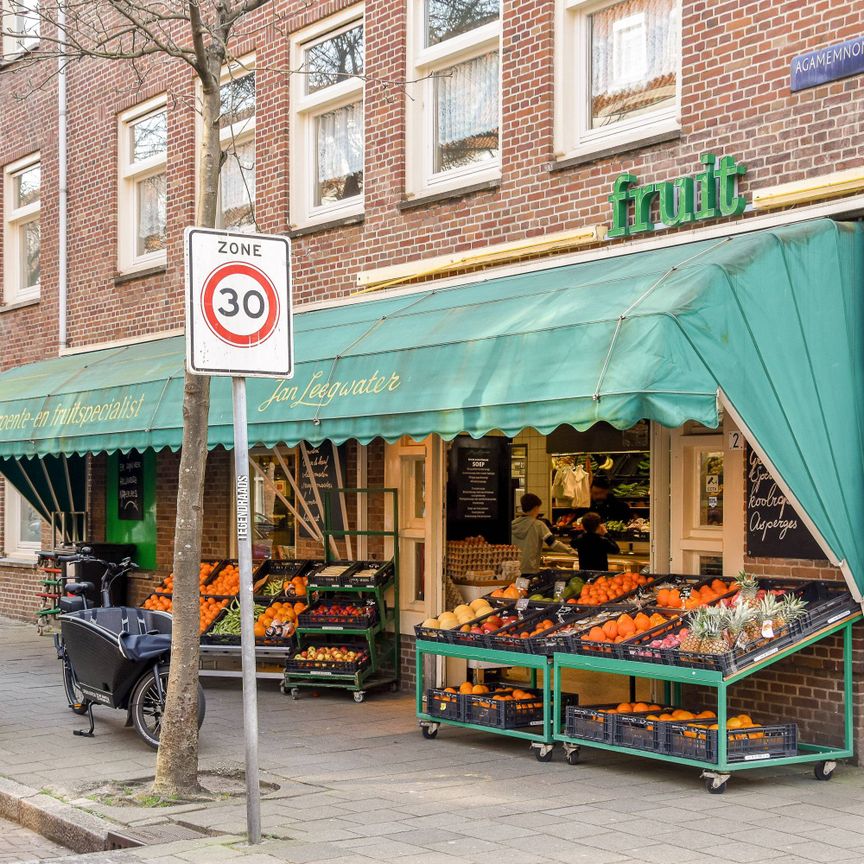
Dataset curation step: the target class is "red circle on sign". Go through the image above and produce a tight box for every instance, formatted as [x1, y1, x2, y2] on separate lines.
[201, 261, 280, 347]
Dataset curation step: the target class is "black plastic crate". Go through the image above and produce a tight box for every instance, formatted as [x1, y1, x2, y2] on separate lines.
[484, 608, 569, 654]
[348, 560, 395, 587]
[297, 596, 378, 629]
[665, 721, 797, 763]
[441, 604, 520, 647]
[200, 602, 239, 645]
[564, 704, 616, 743]
[285, 645, 370, 675]
[425, 688, 464, 721]
[464, 687, 545, 729]
[613, 713, 664, 752]
[306, 561, 357, 587]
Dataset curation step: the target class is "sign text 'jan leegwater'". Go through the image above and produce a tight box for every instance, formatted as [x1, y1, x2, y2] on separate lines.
[608, 153, 747, 238]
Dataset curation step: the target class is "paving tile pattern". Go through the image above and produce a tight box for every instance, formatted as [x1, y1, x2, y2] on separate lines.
[2, 617, 864, 863]
[0, 816, 69, 863]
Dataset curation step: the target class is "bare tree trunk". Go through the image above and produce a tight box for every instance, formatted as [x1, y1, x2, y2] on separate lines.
[153, 42, 223, 797]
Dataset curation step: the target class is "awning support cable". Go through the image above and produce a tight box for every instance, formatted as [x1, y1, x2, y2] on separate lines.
[593, 238, 731, 402]
[311, 291, 436, 427]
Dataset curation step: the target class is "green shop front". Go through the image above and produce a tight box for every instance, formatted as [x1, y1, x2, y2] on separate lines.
[0, 218, 862, 786]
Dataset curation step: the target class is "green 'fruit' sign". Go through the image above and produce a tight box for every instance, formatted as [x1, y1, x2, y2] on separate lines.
[608, 153, 747, 238]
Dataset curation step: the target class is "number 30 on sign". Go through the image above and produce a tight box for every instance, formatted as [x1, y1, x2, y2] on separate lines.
[185, 228, 293, 378]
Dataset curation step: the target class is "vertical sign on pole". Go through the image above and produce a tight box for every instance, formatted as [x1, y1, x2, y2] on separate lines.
[185, 228, 293, 845]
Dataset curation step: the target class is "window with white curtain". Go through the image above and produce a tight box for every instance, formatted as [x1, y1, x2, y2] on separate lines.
[555, 0, 680, 160]
[3, 484, 42, 560]
[3, 153, 41, 305]
[1, 0, 39, 58]
[217, 60, 256, 231]
[406, 0, 501, 196]
[118, 97, 168, 273]
[290, 8, 365, 228]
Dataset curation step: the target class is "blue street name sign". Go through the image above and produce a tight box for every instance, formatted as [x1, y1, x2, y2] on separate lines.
[791, 36, 864, 92]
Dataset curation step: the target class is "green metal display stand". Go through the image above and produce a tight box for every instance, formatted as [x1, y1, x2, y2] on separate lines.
[415, 640, 559, 760]
[283, 488, 400, 703]
[552, 614, 860, 792]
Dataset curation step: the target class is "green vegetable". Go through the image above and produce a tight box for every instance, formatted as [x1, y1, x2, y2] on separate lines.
[209, 599, 266, 635]
[261, 579, 283, 597]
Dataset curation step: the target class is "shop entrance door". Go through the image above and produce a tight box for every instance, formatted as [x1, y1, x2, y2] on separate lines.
[670, 421, 744, 576]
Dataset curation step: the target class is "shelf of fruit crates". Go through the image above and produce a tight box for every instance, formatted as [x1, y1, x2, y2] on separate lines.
[414, 639, 558, 749]
[550, 611, 860, 786]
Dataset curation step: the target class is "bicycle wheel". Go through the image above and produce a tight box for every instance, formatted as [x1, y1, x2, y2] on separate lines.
[130, 670, 206, 749]
[62, 656, 90, 716]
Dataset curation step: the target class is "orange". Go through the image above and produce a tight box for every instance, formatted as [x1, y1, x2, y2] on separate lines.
[602, 620, 618, 639]
[458, 681, 474, 694]
[726, 718, 743, 729]
[632, 702, 649, 712]
[616, 703, 633, 712]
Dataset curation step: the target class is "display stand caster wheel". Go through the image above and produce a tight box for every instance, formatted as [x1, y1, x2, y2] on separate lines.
[565, 745, 581, 766]
[389, 681, 400, 692]
[353, 691, 366, 703]
[279, 682, 286, 695]
[290, 688, 300, 701]
[421, 723, 439, 740]
[701, 771, 729, 794]
[533, 744, 554, 762]
[815, 760, 836, 781]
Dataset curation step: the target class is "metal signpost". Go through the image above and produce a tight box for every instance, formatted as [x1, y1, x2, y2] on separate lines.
[185, 228, 293, 844]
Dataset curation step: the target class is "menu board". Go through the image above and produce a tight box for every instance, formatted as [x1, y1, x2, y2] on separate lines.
[118, 450, 144, 521]
[746, 447, 823, 560]
[446, 437, 512, 544]
[455, 448, 499, 520]
[298, 442, 347, 539]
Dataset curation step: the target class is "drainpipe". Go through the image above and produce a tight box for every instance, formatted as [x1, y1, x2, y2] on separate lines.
[57, 0, 68, 352]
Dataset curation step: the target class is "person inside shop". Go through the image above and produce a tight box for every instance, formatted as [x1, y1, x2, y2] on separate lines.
[583, 476, 632, 524]
[511, 493, 573, 576]
[571, 511, 620, 571]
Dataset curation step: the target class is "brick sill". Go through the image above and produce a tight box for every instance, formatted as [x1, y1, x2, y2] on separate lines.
[114, 264, 168, 286]
[289, 213, 364, 239]
[0, 298, 40, 314]
[0, 558, 38, 569]
[398, 178, 501, 211]
[550, 129, 682, 171]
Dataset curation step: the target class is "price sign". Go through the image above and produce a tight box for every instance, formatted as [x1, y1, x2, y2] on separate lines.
[185, 228, 293, 378]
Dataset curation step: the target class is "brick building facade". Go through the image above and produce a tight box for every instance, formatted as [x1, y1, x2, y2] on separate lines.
[1, 0, 863, 750]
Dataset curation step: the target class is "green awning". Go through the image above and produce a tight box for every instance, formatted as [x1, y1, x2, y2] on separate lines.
[0, 454, 86, 531]
[0, 218, 861, 594]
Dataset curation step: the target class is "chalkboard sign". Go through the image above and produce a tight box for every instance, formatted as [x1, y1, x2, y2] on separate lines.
[299, 442, 347, 539]
[117, 450, 144, 521]
[447, 436, 512, 544]
[746, 447, 823, 560]
[455, 448, 499, 520]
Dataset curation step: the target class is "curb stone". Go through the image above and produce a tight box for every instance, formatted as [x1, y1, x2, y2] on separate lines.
[0, 776, 127, 853]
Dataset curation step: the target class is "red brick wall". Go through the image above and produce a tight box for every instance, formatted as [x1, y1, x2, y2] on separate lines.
[1, 1, 864, 362]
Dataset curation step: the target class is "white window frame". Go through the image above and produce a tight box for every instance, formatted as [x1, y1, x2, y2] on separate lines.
[203, 54, 257, 232]
[118, 94, 168, 275]
[554, 0, 681, 163]
[1, 0, 39, 59]
[3, 152, 41, 305]
[405, 0, 502, 198]
[289, 6, 365, 230]
[3, 484, 42, 561]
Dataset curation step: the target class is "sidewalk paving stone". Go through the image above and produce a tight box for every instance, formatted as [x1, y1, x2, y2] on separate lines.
[4, 616, 864, 864]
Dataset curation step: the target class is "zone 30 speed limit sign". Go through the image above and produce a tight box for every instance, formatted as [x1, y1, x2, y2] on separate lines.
[185, 228, 293, 378]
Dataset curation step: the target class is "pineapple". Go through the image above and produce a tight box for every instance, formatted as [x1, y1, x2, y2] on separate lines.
[734, 570, 759, 604]
[699, 606, 730, 655]
[778, 594, 808, 630]
[724, 602, 757, 650]
[680, 608, 709, 653]
[752, 594, 784, 640]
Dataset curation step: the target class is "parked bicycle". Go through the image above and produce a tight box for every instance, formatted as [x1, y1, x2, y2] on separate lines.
[54, 549, 205, 748]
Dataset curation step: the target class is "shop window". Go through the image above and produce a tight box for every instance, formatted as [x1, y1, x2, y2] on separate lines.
[289, 8, 365, 229]
[250, 449, 297, 559]
[1, 1, 39, 58]
[406, 0, 501, 197]
[118, 97, 167, 274]
[3, 484, 42, 560]
[3, 153, 40, 305]
[216, 60, 256, 231]
[555, 0, 680, 161]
